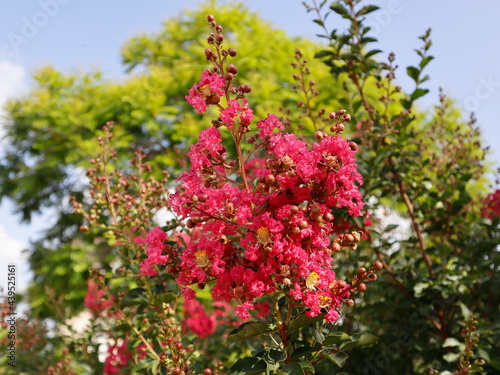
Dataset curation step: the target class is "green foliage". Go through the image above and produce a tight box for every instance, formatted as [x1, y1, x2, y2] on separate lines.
[305, 0, 499, 373]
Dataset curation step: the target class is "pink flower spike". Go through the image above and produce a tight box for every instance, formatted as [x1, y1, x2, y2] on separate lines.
[186, 70, 226, 113]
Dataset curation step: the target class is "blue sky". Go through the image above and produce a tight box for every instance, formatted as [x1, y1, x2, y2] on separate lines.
[1, 0, 499, 291]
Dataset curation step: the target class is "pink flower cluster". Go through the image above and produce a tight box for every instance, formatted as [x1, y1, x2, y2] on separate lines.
[103, 339, 132, 375]
[183, 298, 239, 338]
[168, 84, 363, 321]
[84, 280, 113, 315]
[136, 226, 170, 276]
[186, 70, 226, 114]
[481, 189, 500, 220]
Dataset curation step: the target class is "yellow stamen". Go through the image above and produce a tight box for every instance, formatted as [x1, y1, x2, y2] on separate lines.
[319, 295, 332, 308]
[257, 227, 271, 245]
[195, 250, 209, 267]
[306, 271, 320, 290]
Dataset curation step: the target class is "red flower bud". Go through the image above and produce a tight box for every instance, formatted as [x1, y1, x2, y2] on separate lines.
[226, 64, 238, 74]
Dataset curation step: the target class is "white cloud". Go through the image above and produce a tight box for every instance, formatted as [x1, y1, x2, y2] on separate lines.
[0, 60, 26, 107]
[0, 224, 30, 293]
[0, 60, 27, 136]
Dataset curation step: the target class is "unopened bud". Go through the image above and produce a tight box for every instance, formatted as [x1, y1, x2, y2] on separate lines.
[298, 220, 308, 229]
[265, 174, 275, 185]
[226, 64, 238, 74]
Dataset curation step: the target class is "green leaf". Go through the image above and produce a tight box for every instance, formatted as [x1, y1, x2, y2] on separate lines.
[226, 321, 276, 345]
[323, 331, 351, 346]
[263, 349, 286, 372]
[228, 357, 266, 375]
[410, 88, 429, 101]
[413, 282, 429, 297]
[459, 302, 472, 319]
[442, 337, 463, 348]
[287, 313, 325, 333]
[407, 66, 420, 82]
[330, 2, 349, 17]
[400, 98, 412, 110]
[122, 287, 147, 306]
[443, 352, 460, 363]
[365, 49, 383, 59]
[156, 292, 177, 304]
[339, 333, 378, 350]
[326, 352, 348, 367]
[281, 362, 305, 375]
[298, 360, 315, 372]
[291, 345, 315, 360]
[313, 19, 324, 27]
[315, 50, 334, 59]
[419, 55, 434, 69]
[356, 5, 380, 16]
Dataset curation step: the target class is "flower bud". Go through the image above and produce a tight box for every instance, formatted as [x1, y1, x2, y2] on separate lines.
[332, 243, 342, 252]
[207, 36, 215, 44]
[343, 113, 351, 121]
[314, 131, 324, 140]
[241, 84, 252, 93]
[298, 220, 308, 229]
[265, 174, 275, 185]
[207, 15, 215, 22]
[344, 234, 354, 243]
[226, 64, 238, 74]
[323, 213, 334, 222]
[346, 299, 355, 308]
[373, 261, 383, 270]
[228, 48, 237, 57]
[357, 283, 367, 292]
